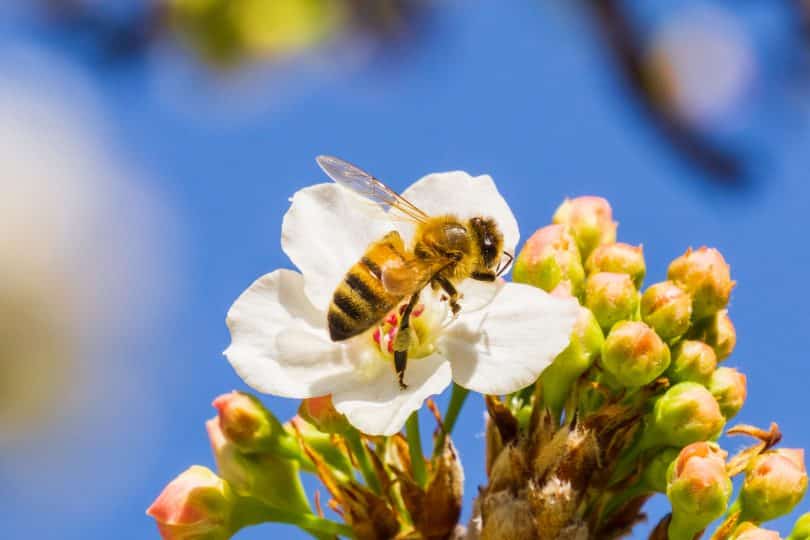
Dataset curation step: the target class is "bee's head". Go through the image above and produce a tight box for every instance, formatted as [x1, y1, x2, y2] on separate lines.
[468, 216, 503, 271]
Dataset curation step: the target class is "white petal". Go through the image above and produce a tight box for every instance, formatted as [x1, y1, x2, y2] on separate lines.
[332, 354, 452, 436]
[398, 171, 520, 254]
[281, 183, 394, 311]
[457, 279, 504, 313]
[440, 283, 580, 395]
[224, 269, 361, 398]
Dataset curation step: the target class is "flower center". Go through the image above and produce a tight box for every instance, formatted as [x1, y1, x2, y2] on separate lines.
[369, 297, 446, 362]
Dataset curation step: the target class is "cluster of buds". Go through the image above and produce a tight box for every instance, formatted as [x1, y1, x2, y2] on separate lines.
[149, 195, 809, 540]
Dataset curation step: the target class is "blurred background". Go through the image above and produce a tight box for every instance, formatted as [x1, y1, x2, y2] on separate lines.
[1, 1, 808, 538]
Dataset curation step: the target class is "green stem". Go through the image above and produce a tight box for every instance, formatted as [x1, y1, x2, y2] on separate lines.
[406, 412, 427, 488]
[433, 384, 469, 457]
[274, 433, 316, 473]
[344, 429, 381, 494]
[233, 497, 355, 538]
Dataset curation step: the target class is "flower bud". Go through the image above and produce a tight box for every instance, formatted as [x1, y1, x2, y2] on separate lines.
[641, 281, 693, 342]
[540, 307, 604, 415]
[649, 382, 725, 447]
[212, 391, 281, 453]
[708, 367, 747, 419]
[298, 395, 350, 434]
[740, 449, 808, 523]
[601, 321, 670, 388]
[512, 224, 585, 296]
[734, 523, 783, 540]
[585, 272, 639, 332]
[668, 247, 734, 320]
[667, 340, 717, 385]
[585, 242, 646, 288]
[666, 442, 732, 540]
[553, 196, 617, 260]
[788, 512, 810, 540]
[695, 309, 737, 361]
[207, 418, 311, 515]
[147, 465, 235, 540]
[642, 447, 680, 493]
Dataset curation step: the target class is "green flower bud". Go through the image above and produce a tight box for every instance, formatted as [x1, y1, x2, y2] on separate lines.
[147, 465, 235, 540]
[298, 395, 350, 434]
[787, 512, 810, 540]
[553, 196, 617, 260]
[641, 281, 693, 342]
[693, 309, 737, 361]
[540, 307, 604, 415]
[642, 447, 680, 493]
[740, 449, 808, 523]
[733, 523, 783, 540]
[601, 321, 670, 388]
[585, 272, 639, 332]
[648, 382, 725, 447]
[708, 367, 747, 419]
[585, 242, 646, 288]
[667, 340, 717, 385]
[212, 391, 282, 453]
[207, 417, 311, 515]
[667, 442, 732, 540]
[668, 247, 734, 320]
[512, 224, 584, 296]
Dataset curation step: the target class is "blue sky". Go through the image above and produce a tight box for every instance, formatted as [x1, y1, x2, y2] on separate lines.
[1, 1, 809, 539]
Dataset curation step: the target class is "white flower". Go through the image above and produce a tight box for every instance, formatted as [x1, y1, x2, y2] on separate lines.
[225, 170, 580, 435]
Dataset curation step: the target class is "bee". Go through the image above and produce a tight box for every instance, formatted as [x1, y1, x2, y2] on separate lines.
[316, 155, 513, 389]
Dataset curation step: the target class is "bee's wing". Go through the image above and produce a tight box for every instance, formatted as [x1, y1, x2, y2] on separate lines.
[316, 155, 429, 223]
[381, 257, 449, 296]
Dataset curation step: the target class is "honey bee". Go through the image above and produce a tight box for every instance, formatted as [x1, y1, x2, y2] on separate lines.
[316, 156, 513, 389]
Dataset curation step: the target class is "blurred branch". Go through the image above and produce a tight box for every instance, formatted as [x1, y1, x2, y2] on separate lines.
[586, 0, 745, 184]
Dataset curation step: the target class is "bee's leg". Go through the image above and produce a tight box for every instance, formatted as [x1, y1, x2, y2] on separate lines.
[393, 292, 421, 390]
[471, 271, 496, 282]
[434, 276, 461, 316]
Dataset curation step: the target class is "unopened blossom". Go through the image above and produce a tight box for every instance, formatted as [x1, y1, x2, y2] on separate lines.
[788, 512, 810, 540]
[709, 367, 747, 419]
[585, 272, 639, 332]
[734, 523, 783, 540]
[668, 247, 734, 320]
[225, 171, 579, 435]
[697, 309, 737, 360]
[667, 340, 717, 386]
[647, 382, 725, 447]
[641, 280, 693, 342]
[513, 224, 585, 297]
[552, 196, 617, 260]
[666, 442, 732, 540]
[147, 465, 235, 540]
[601, 321, 671, 388]
[585, 242, 646, 288]
[212, 391, 281, 453]
[298, 395, 350, 434]
[739, 449, 808, 522]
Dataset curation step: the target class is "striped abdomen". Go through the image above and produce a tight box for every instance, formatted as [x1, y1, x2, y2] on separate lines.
[328, 231, 408, 341]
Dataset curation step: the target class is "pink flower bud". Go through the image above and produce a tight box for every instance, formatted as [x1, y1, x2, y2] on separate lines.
[585, 242, 646, 288]
[668, 247, 734, 320]
[584, 272, 639, 333]
[650, 382, 725, 447]
[553, 196, 617, 260]
[298, 395, 350, 434]
[212, 391, 278, 452]
[667, 442, 732, 538]
[512, 224, 585, 296]
[734, 523, 783, 540]
[740, 449, 808, 522]
[147, 465, 234, 540]
[708, 367, 747, 419]
[601, 321, 671, 387]
[641, 281, 693, 342]
[667, 340, 717, 386]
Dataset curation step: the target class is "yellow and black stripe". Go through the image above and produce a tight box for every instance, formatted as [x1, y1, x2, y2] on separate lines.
[328, 231, 408, 341]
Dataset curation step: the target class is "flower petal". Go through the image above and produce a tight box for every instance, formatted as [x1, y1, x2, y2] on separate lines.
[225, 269, 361, 398]
[332, 354, 452, 436]
[281, 183, 394, 311]
[440, 283, 580, 395]
[398, 171, 520, 254]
